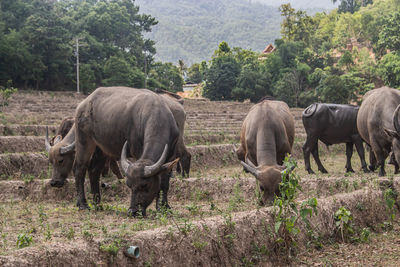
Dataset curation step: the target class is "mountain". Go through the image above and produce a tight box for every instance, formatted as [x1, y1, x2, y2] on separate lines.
[249, 0, 337, 9]
[136, 0, 336, 65]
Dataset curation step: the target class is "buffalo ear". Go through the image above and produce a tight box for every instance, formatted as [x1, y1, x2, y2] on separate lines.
[384, 128, 400, 139]
[159, 158, 180, 174]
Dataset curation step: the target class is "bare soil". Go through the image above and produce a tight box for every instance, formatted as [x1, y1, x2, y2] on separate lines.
[0, 92, 399, 266]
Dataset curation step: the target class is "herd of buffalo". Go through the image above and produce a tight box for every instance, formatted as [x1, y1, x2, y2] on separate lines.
[44, 86, 400, 216]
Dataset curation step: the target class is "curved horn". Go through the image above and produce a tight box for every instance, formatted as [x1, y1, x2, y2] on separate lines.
[120, 141, 133, 175]
[59, 141, 75, 155]
[45, 126, 52, 152]
[281, 164, 296, 175]
[241, 161, 260, 178]
[143, 144, 169, 177]
[245, 157, 258, 169]
[393, 104, 400, 133]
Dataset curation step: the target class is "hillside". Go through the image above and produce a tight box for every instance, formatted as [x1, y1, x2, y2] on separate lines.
[136, 0, 337, 65]
[251, 0, 337, 9]
[136, 0, 281, 65]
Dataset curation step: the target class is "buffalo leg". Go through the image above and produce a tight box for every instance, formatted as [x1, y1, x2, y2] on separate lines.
[88, 147, 107, 206]
[157, 172, 171, 211]
[372, 145, 387, 176]
[311, 144, 328, 173]
[303, 136, 318, 174]
[345, 142, 355, 173]
[390, 153, 400, 174]
[109, 159, 123, 179]
[353, 137, 369, 173]
[368, 145, 377, 172]
[73, 135, 96, 210]
[101, 158, 110, 177]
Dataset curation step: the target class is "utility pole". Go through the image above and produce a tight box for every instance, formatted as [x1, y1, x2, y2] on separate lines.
[75, 38, 80, 94]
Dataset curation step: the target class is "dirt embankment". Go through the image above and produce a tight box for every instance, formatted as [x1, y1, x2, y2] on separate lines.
[0, 144, 239, 178]
[0, 187, 395, 267]
[0, 136, 45, 153]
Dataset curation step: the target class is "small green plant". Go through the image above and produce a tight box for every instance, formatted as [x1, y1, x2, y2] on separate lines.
[100, 240, 120, 256]
[334, 207, 353, 242]
[0, 81, 17, 111]
[360, 227, 370, 243]
[45, 224, 52, 241]
[273, 155, 318, 255]
[16, 232, 33, 248]
[384, 188, 397, 222]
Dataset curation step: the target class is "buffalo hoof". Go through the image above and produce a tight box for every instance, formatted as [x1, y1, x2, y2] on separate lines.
[346, 169, 355, 173]
[362, 167, 370, 173]
[128, 208, 146, 218]
[50, 180, 65, 188]
[157, 203, 172, 212]
[307, 169, 315, 174]
[369, 165, 376, 172]
[77, 201, 89, 210]
[378, 170, 386, 177]
[320, 169, 328, 174]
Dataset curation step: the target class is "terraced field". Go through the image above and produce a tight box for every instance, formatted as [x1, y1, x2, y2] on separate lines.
[0, 91, 399, 266]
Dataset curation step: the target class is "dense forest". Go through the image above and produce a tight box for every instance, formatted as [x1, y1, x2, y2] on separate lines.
[0, 0, 183, 92]
[1, 0, 400, 108]
[195, 0, 400, 106]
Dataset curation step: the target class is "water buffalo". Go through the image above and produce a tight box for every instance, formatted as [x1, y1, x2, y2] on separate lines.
[357, 87, 400, 176]
[302, 103, 369, 174]
[236, 100, 295, 205]
[157, 89, 191, 177]
[48, 117, 123, 180]
[46, 87, 180, 216]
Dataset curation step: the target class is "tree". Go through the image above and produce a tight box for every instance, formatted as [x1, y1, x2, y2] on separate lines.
[378, 11, 400, 53]
[204, 54, 240, 100]
[274, 63, 311, 107]
[231, 64, 272, 102]
[187, 63, 204, 84]
[102, 55, 144, 88]
[317, 75, 350, 103]
[379, 52, 400, 88]
[331, 0, 373, 14]
[147, 62, 183, 92]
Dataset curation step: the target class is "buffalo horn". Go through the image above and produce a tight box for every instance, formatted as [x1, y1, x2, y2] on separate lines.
[45, 126, 52, 152]
[280, 164, 296, 175]
[120, 141, 132, 175]
[245, 157, 258, 169]
[241, 161, 260, 178]
[143, 144, 169, 177]
[393, 104, 400, 133]
[59, 141, 75, 155]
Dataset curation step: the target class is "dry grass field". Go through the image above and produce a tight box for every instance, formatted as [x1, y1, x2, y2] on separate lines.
[0, 91, 399, 266]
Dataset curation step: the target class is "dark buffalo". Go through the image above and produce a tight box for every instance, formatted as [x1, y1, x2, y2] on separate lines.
[302, 103, 369, 174]
[48, 117, 123, 180]
[46, 87, 180, 216]
[157, 89, 191, 177]
[357, 87, 400, 176]
[236, 100, 295, 204]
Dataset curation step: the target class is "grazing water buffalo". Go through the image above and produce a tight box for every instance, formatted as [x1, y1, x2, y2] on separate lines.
[236, 100, 295, 204]
[48, 117, 123, 181]
[357, 87, 400, 176]
[302, 103, 369, 174]
[46, 87, 180, 216]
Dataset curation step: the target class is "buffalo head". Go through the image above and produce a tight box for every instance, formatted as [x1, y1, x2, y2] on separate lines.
[45, 127, 75, 187]
[120, 141, 179, 216]
[384, 105, 400, 167]
[241, 158, 293, 205]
